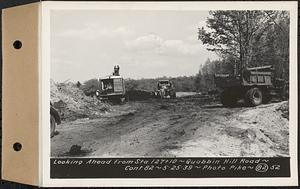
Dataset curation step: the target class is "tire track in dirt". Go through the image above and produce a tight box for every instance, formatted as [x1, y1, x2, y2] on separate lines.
[51, 98, 289, 157]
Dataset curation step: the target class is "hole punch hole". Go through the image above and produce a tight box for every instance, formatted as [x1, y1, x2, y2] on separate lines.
[13, 142, 22, 151]
[13, 40, 22, 49]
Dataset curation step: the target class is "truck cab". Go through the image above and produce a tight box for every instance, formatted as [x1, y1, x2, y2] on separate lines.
[157, 80, 176, 99]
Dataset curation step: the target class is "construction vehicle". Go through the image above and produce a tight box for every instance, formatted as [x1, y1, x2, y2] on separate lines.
[50, 103, 61, 138]
[215, 65, 288, 107]
[96, 65, 126, 103]
[156, 80, 176, 99]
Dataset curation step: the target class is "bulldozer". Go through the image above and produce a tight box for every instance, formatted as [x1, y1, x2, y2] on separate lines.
[156, 80, 176, 99]
[96, 65, 127, 103]
[215, 65, 288, 107]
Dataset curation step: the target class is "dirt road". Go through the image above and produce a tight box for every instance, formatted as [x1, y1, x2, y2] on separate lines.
[51, 96, 289, 157]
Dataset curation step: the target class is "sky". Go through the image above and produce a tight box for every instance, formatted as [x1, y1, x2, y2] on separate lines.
[51, 10, 218, 82]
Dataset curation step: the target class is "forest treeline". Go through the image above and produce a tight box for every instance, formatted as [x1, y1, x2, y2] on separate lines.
[78, 10, 289, 94]
[197, 10, 289, 91]
[78, 76, 197, 95]
[125, 76, 196, 92]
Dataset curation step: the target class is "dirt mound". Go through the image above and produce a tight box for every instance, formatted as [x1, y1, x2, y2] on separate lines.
[276, 101, 289, 120]
[169, 101, 289, 157]
[51, 80, 111, 121]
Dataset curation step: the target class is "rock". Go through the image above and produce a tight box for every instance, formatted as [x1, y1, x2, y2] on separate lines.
[276, 101, 289, 120]
[69, 145, 82, 155]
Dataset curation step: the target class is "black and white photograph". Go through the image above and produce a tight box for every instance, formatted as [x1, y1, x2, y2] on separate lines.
[50, 8, 291, 158]
[40, 1, 300, 186]
[0, 1, 297, 187]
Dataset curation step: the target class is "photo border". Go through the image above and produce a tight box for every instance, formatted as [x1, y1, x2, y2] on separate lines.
[41, 1, 298, 187]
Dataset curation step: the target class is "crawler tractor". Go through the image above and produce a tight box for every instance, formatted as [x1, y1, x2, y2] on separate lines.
[215, 65, 288, 107]
[96, 65, 127, 103]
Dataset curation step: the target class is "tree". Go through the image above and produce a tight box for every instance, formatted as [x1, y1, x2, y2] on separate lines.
[194, 67, 202, 92]
[242, 11, 289, 79]
[198, 11, 274, 70]
[194, 59, 227, 92]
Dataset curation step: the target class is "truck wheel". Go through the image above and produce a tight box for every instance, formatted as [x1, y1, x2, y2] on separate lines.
[220, 90, 236, 107]
[245, 88, 262, 106]
[50, 115, 56, 138]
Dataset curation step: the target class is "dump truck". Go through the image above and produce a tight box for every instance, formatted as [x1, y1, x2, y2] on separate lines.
[96, 65, 127, 103]
[156, 80, 176, 99]
[215, 65, 288, 107]
[50, 103, 61, 138]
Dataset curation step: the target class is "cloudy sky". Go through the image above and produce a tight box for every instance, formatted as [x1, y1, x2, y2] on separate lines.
[51, 10, 218, 82]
